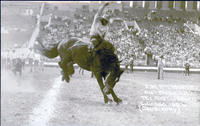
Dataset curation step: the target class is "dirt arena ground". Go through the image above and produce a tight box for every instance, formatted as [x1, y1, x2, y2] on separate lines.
[1, 66, 200, 126]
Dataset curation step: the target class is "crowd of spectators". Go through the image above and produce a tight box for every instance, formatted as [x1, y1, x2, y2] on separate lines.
[139, 22, 200, 67]
[39, 9, 200, 68]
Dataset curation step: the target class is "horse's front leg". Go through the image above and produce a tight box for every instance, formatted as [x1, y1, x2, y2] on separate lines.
[110, 89, 122, 104]
[94, 72, 112, 103]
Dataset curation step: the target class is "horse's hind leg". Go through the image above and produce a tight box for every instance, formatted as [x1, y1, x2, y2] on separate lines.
[60, 70, 69, 82]
[67, 62, 74, 76]
[59, 61, 70, 83]
[94, 72, 112, 103]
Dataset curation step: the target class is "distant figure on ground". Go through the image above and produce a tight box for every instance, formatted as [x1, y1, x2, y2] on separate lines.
[12, 58, 23, 77]
[28, 50, 35, 72]
[130, 60, 134, 73]
[184, 59, 190, 76]
[39, 60, 44, 72]
[157, 55, 164, 80]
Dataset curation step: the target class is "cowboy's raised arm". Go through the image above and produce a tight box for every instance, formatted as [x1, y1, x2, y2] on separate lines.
[96, 2, 109, 17]
[90, 2, 109, 36]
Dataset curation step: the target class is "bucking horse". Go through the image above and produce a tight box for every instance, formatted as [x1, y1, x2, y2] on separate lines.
[38, 37, 124, 104]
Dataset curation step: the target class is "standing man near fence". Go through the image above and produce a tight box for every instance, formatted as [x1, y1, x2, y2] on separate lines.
[184, 58, 190, 76]
[157, 55, 165, 80]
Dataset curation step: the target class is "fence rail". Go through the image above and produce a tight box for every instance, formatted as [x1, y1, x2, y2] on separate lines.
[43, 62, 200, 73]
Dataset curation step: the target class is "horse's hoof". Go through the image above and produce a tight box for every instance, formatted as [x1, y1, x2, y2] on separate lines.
[115, 98, 122, 104]
[65, 76, 70, 83]
[65, 78, 70, 83]
[104, 98, 113, 104]
[61, 76, 65, 81]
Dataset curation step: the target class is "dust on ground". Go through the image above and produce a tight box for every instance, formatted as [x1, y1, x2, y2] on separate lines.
[49, 70, 200, 126]
[1, 67, 60, 126]
[1, 67, 200, 126]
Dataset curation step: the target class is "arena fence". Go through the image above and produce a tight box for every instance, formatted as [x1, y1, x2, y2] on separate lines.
[43, 62, 200, 73]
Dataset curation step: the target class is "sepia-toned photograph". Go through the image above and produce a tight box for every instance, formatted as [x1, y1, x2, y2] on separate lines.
[1, 1, 200, 126]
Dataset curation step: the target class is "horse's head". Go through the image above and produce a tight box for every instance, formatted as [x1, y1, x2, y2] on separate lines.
[103, 61, 124, 94]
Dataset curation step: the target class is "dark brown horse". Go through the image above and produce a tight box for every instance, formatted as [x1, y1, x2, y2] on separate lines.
[38, 37, 124, 104]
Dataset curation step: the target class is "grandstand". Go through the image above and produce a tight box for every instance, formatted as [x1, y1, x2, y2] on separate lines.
[2, 1, 200, 69]
[122, 1, 200, 11]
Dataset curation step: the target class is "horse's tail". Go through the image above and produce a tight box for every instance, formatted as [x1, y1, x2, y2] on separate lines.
[38, 41, 60, 58]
